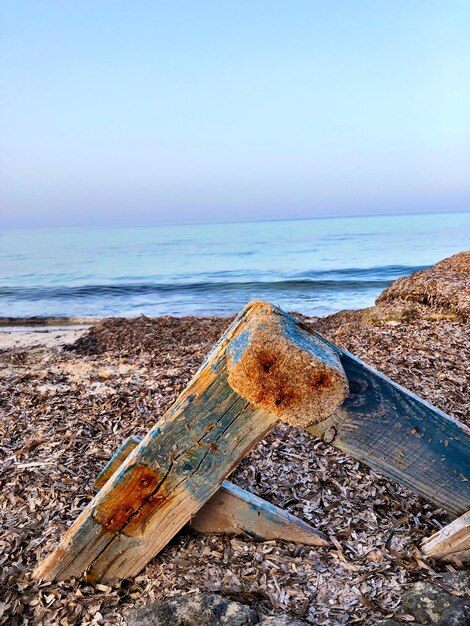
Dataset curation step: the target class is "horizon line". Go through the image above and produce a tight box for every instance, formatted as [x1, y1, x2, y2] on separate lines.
[1, 207, 469, 232]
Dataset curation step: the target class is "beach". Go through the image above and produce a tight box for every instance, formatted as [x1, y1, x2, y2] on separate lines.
[4, 1, 470, 622]
[0, 253, 469, 625]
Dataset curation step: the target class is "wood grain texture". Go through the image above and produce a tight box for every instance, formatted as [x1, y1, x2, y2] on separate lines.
[421, 510, 470, 562]
[190, 481, 329, 546]
[94, 435, 141, 490]
[95, 435, 329, 546]
[306, 330, 470, 516]
[34, 301, 346, 582]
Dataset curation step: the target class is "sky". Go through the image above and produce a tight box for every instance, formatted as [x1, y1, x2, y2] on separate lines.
[1, 1, 469, 228]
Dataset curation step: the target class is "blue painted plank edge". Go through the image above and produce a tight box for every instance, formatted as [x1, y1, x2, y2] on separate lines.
[307, 329, 470, 516]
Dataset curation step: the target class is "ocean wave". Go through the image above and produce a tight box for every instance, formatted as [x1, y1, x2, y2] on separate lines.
[293, 264, 427, 280]
[0, 265, 429, 303]
[0, 280, 410, 303]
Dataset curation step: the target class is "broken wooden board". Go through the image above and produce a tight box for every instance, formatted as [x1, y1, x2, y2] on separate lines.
[95, 435, 329, 546]
[306, 330, 470, 516]
[94, 435, 143, 490]
[190, 480, 328, 545]
[34, 301, 347, 582]
[421, 510, 470, 563]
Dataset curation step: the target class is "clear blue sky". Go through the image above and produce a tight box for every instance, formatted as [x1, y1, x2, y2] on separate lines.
[1, 1, 469, 228]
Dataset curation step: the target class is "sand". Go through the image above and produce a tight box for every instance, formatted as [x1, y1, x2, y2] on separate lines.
[0, 327, 88, 351]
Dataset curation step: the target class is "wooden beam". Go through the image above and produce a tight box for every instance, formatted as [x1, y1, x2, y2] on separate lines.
[95, 435, 329, 547]
[190, 481, 328, 545]
[306, 329, 470, 516]
[34, 301, 347, 582]
[94, 435, 142, 490]
[421, 511, 470, 563]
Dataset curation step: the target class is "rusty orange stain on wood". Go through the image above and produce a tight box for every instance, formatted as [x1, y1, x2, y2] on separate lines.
[123, 490, 171, 535]
[232, 345, 340, 416]
[93, 464, 161, 533]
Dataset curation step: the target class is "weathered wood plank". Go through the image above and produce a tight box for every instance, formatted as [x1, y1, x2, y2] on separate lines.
[34, 301, 347, 582]
[421, 510, 470, 563]
[190, 481, 329, 546]
[94, 435, 141, 490]
[95, 435, 329, 546]
[306, 330, 470, 516]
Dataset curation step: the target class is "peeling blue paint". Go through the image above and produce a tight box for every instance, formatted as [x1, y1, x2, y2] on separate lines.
[281, 316, 340, 368]
[226, 328, 253, 365]
[311, 346, 470, 515]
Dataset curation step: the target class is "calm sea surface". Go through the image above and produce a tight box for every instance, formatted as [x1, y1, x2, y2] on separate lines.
[1, 212, 469, 318]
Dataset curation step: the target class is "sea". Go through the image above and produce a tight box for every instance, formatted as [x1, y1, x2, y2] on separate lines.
[1, 212, 469, 319]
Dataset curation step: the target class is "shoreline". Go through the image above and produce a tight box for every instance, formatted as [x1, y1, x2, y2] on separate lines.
[0, 316, 102, 327]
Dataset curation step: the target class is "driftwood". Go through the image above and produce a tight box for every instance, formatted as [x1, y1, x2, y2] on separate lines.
[95, 435, 329, 546]
[34, 300, 470, 585]
[307, 332, 470, 516]
[34, 301, 347, 582]
[421, 510, 470, 563]
[190, 481, 328, 545]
